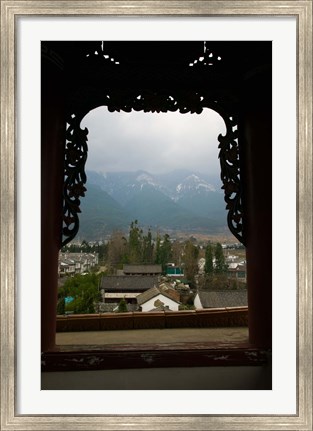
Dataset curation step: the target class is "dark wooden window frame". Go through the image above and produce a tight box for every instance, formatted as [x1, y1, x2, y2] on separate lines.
[41, 41, 272, 373]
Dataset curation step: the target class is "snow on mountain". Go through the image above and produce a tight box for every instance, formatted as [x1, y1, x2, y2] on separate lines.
[123, 171, 172, 198]
[176, 174, 216, 195]
[134, 172, 162, 191]
[80, 169, 227, 237]
[87, 169, 219, 204]
[136, 172, 157, 186]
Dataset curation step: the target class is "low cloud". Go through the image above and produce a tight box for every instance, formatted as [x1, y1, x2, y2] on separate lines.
[81, 107, 226, 176]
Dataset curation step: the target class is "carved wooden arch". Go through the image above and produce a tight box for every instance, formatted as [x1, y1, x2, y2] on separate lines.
[62, 91, 245, 248]
[61, 41, 246, 247]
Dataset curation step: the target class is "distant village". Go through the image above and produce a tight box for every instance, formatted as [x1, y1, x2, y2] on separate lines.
[58, 227, 247, 315]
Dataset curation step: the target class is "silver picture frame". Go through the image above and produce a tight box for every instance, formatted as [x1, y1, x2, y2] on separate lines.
[1, 1, 312, 429]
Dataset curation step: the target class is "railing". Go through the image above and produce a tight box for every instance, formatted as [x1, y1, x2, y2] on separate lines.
[40, 307, 273, 373]
[56, 307, 248, 332]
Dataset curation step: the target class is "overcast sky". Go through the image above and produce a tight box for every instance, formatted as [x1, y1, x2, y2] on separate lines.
[81, 107, 226, 176]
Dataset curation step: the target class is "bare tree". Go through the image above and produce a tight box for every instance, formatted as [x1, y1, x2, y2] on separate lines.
[107, 231, 128, 268]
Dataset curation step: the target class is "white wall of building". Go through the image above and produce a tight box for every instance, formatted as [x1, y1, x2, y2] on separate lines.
[193, 293, 203, 309]
[141, 294, 180, 312]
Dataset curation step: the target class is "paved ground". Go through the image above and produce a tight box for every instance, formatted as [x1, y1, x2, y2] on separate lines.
[56, 327, 249, 346]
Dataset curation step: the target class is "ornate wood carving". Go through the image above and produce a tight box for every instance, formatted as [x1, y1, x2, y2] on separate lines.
[42, 346, 268, 372]
[62, 114, 88, 247]
[62, 44, 245, 246]
[217, 113, 245, 245]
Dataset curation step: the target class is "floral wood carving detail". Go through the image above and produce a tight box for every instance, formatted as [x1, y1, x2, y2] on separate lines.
[62, 115, 88, 247]
[188, 42, 222, 68]
[218, 114, 245, 245]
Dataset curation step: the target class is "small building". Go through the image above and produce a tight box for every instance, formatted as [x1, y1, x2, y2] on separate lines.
[165, 264, 184, 278]
[100, 272, 161, 310]
[122, 264, 162, 276]
[58, 252, 99, 276]
[58, 258, 76, 276]
[100, 275, 158, 294]
[197, 258, 206, 274]
[137, 286, 181, 312]
[227, 263, 247, 282]
[158, 282, 181, 303]
[103, 292, 141, 305]
[194, 290, 248, 309]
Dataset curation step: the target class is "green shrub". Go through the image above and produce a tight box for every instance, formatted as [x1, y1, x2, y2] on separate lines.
[117, 298, 128, 313]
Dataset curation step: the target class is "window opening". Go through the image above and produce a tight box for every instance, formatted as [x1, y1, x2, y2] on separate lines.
[63, 101, 245, 248]
[58, 107, 247, 345]
[79, 108, 227, 240]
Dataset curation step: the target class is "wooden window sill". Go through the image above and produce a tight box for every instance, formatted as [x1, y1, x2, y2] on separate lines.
[41, 342, 270, 371]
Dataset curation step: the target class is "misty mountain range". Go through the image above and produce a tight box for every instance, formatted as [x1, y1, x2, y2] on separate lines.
[78, 169, 228, 240]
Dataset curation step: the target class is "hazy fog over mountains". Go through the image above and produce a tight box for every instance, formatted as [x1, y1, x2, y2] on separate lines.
[78, 108, 227, 239]
[78, 169, 228, 240]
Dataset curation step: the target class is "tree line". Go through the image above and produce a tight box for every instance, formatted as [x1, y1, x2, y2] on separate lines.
[198, 242, 230, 290]
[62, 220, 232, 288]
[106, 220, 203, 281]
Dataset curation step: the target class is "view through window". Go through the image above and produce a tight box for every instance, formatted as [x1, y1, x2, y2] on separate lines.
[57, 107, 248, 346]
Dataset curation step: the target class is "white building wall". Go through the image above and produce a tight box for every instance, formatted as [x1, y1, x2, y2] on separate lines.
[141, 294, 180, 312]
[193, 294, 203, 309]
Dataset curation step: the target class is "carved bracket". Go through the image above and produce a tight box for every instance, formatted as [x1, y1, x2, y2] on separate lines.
[62, 114, 88, 247]
[217, 113, 245, 245]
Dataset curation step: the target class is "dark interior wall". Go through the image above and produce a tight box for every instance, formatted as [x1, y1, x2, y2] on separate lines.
[240, 67, 272, 348]
[41, 53, 65, 352]
[42, 363, 272, 390]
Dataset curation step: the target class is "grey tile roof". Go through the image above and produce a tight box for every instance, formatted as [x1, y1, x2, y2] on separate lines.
[137, 287, 160, 305]
[137, 286, 181, 306]
[159, 283, 181, 302]
[100, 275, 158, 292]
[197, 290, 248, 308]
[100, 303, 118, 312]
[60, 258, 75, 265]
[123, 264, 162, 274]
[127, 303, 140, 312]
[59, 252, 98, 262]
[99, 303, 139, 312]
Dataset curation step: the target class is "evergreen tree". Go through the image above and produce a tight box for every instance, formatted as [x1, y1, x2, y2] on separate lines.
[204, 243, 214, 275]
[117, 297, 128, 313]
[142, 228, 154, 263]
[155, 233, 172, 272]
[214, 242, 228, 274]
[154, 234, 162, 265]
[183, 240, 199, 283]
[62, 273, 102, 314]
[128, 220, 143, 263]
[97, 242, 108, 263]
[81, 239, 91, 252]
[161, 233, 173, 271]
